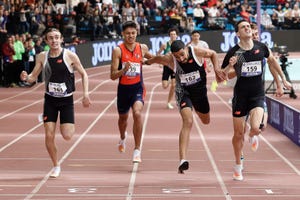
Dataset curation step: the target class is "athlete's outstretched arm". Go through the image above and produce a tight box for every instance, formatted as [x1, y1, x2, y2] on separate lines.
[144, 54, 173, 69]
[193, 47, 226, 82]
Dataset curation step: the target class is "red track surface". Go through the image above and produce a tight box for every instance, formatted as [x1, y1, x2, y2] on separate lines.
[0, 64, 299, 200]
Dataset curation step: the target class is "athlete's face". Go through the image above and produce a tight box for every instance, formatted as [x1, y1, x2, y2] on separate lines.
[237, 22, 252, 39]
[122, 27, 137, 44]
[172, 48, 188, 63]
[45, 30, 63, 49]
[252, 29, 259, 41]
[191, 33, 200, 42]
[169, 31, 178, 41]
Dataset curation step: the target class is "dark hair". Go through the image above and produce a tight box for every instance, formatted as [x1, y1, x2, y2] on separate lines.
[44, 28, 61, 35]
[44, 28, 62, 40]
[250, 22, 258, 30]
[171, 40, 185, 53]
[122, 21, 137, 31]
[191, 30, 201, 35]
[168, 27, 179, 35]
[235, 19, 249, 32]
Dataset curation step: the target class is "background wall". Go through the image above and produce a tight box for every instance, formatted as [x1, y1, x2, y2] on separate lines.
[66, 30, 300, 69]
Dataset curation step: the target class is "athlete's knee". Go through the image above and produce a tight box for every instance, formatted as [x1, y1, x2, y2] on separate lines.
[132, 110, 142, 121]
[182, 117, 193, 129]
[60, 125, 75, 141]
[233, 130, 244, 140]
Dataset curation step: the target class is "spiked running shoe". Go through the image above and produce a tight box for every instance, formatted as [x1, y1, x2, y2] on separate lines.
[233, 164, 243, 181]
[167, 103, 174, 109]
[118, 132, 127, 153]
[50, 166, 61, 178]
[178, 160, 189, 174]
[249, 135, 259, 152]
[132, 149, 141, 163]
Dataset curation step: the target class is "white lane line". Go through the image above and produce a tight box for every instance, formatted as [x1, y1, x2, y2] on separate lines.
[213, 91, 300, 176]
[193, 114, 232, 200]
[24, 96, 116, 200]
[0, 79, 111, 153]
[0, 71, 108, 120]
[126, 83, 161, 200]
[0, 83, 44, 103]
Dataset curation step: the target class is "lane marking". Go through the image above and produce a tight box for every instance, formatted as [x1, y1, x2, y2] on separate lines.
[0, 71, 109, 120]
[265, 189, 274, 194]
[24, 95, 116, 200]
[0, 78, 111, 153]
[126, 83, 161, 200]
[213, 91, 300, 175]
[193, 114, 232, 200]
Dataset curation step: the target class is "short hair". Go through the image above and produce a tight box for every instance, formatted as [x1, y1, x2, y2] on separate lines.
[235, 19, 249, 33]
[250, 22, 258, 30]
[44, 28, 61, 39]
[191, 30, 201, 35]
[44, 28, 61, 36]
[168, 27, 179, 35]
[122, 21, 137, 31]
[171, 40, 185, 53]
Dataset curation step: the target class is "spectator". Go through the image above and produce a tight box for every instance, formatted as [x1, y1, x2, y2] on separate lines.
[144, 0, 157, 19]
[273, 4, 289, 29]
[193, 3, 205, 26]
[1, 35, 15, 87]
[259, 10, 276, 30]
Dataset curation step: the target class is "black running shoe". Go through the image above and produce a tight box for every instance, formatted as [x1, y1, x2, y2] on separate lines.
[178, 161, 189, 174]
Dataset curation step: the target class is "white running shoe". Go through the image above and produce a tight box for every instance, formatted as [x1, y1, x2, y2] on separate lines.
[167, 103, 174, 109]
[118, 132, 127, 153]
[50, 166, 61, 178]
[132, 149, 141, 163]
[249, 135, 259, 152]
[233, 164, 243, 181]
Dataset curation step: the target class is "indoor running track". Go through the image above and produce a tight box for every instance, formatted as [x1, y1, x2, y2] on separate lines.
[0, 64, 299, 200]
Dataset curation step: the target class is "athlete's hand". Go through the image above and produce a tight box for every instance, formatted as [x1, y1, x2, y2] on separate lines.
[123, 62, 131, 73]
[214, 68, 227, 83]
[275, 86, 284, 97]
[283, 80, 292, 90]
[229, 56, 237, 67]
[82, 96, 91, 107]
[20, 70, 28, 81]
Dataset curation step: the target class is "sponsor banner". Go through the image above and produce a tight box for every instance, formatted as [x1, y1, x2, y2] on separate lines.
[65, 30, 300, 68]
[266, 96, 300, 146]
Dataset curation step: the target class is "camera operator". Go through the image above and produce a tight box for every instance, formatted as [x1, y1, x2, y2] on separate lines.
[279, 53, 297, 99]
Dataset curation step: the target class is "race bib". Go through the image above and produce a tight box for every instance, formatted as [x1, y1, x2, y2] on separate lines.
[179, 71, 201, 86]
[123, 62, 141, 77]
[48, 82, 67, 97]
[241, 61, 262, 77]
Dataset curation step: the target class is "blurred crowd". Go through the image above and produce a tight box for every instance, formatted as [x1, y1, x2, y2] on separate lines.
[0, 0, 300, 87]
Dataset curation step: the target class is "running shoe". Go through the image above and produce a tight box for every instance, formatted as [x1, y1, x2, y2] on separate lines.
[132, 149, 141, 163]
[118, 132, 127, 153]
[233, 164, 243, 181]
[167, 103, 174, 109]
[249, 135, 259, 152]
[178, 160, 189, 174]
[50, 166, 61, 178]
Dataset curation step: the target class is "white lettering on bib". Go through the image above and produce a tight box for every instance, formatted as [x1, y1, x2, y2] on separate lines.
[241, 61, 262, 77]
[179, 71, 201, 86]
[123, 62, 141, 77]
[48, 82, 67, 97]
